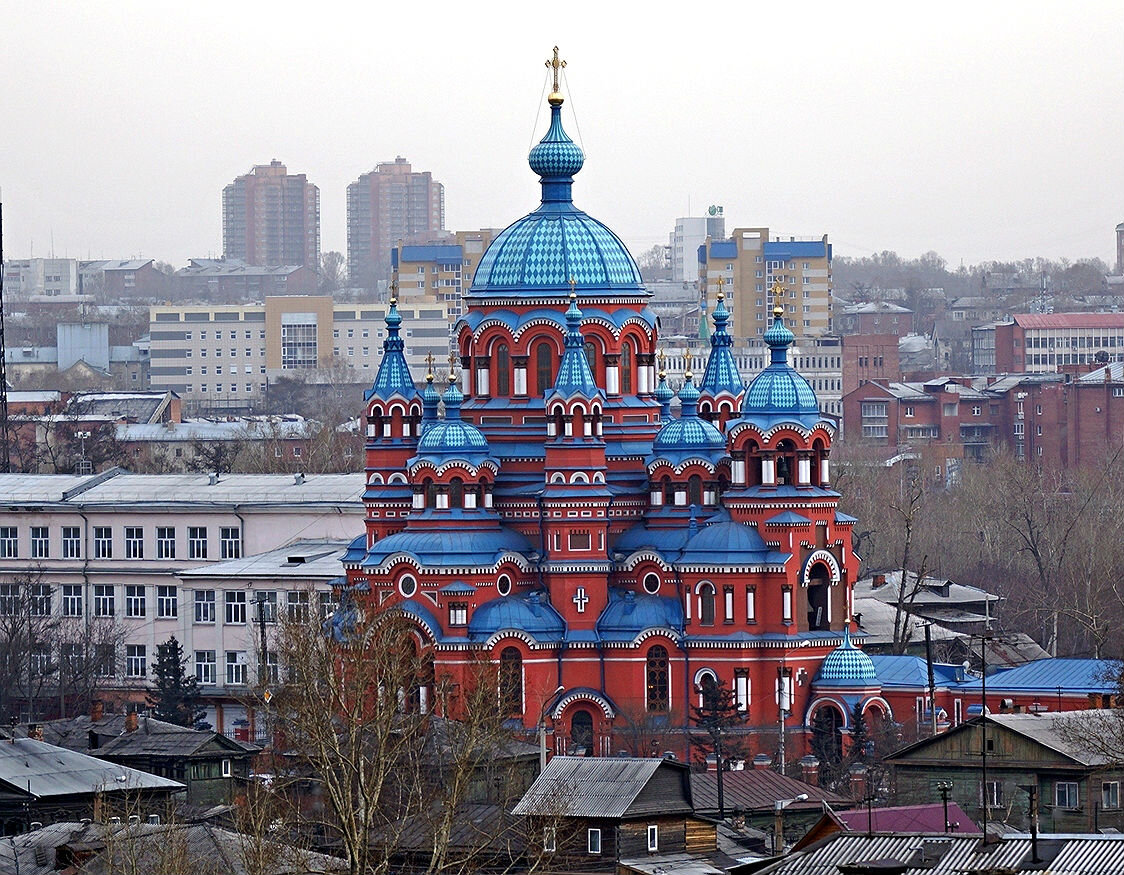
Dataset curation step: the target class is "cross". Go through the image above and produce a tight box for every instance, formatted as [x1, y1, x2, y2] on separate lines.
[568, 276, 577, 299]
[546, 46, 566, 93]
[425, 352, 435, 377]
[716, 275, 725, 299]
[389, 278, 398, 303]
[572, 587, 588, 613]
[447, 351, 458, 383]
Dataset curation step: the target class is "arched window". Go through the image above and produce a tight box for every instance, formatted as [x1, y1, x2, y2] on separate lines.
[621, 342, 634, 394]
[571, 709, 594, 755]
[496, 343, 511, 396]
[698, 582, 715, 626]
[688, 474, 703, 507]
[535, 342, 554, 395]
[449, 477, 464, 508]
[584, 340, 597, 375]
[499, 647, 523, 715]
[424, 478, 437, 509]
[646, 645, 670, 711]
[662, 476, 675, 505]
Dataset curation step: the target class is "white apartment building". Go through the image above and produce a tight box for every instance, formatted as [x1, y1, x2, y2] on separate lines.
[0, 471, 362, 731]
[149, 296, 452, 411]
[3, 258, 80, 298]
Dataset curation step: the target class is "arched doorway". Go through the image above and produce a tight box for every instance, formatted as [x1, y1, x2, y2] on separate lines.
[807, 563, 831, 631]
[811, 703, 844, 768]
[570, 709, 593, 755]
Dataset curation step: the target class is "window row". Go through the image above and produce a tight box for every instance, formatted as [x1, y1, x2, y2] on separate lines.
[193, 649, 278, 686]
[0, 525, 241, 560]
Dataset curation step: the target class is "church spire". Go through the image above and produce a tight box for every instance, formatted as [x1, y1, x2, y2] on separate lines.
[365, 285, 418, 402]
[699, 280, 745, 404]
[528, 46, 584, 204]
[547, 287, 603, 402]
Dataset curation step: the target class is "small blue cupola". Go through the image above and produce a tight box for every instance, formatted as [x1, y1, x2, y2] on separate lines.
[648, 373, 726, 466]
[814, 626, 878, 688]
[420, 366, 441, 431]
[698, 290, 745, 415]
[365, 296, 418, 404]
[654, 363, 674, 422]
[737, 303, 821, 430]
[410, 376, 496, 468]
[548, 292, 605, 403]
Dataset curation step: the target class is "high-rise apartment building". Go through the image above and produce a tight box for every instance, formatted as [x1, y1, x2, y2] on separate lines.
[669, 210, 725, 283]
[347, 158, 445, 289]
[222, 160, 320, 269]
[699, 227, 833, 341]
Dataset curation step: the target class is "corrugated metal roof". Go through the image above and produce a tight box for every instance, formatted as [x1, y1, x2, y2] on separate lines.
[955, 658, 1118, 694]
[513, 756, 687, 819]
[690, 770, 843, 815]
[0, 737, 183, 798]
[1015, 313, 1124, 329]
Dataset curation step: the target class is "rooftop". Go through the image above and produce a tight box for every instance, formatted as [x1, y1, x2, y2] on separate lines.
[0, 736, 183, 799]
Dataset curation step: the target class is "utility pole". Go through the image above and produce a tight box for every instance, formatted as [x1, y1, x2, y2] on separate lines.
[924, 623, 937, 735]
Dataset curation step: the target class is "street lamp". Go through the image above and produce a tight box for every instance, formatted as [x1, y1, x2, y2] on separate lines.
[538, 685, 565, 772]
[936, 780, 954, 833]
[777, 640, 811, 774]
[773, 793, 808, 854]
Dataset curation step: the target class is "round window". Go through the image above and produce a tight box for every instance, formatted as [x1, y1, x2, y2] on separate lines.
[398, 575, 417, 598]
[643, 573, 660, 595]
[497, 574, 512, 597]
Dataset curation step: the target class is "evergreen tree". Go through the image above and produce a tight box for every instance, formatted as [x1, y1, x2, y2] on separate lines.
[689, 676, 748, 769]
[148, 636, 204, 727]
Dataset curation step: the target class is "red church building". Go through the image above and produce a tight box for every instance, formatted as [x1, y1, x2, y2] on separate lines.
[340, 60, 887, 766]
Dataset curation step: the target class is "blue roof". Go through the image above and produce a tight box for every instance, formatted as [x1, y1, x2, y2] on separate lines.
[412, 381, 495, 465]
[815, 627, 878, 687]
[364, 298, 419, 402]
[764, 510, 812, 526]
[363, 524, 532, 568]
[763, 240, 830, 260]
[399, 244, 463, 264]
[470, 102, 643, 295]
[547, 295, 604, 401]
[698, 293, 744, 400]
[708, 241, 738, 259]
[467, 592, 565, 642]
[596, 588, 684, 641]
[342, 533, 366, 564]
[439, 581, 477, 595]
[678, 520, 775, 566]
[612, 521, 691, 558]
[736, 309, 822, 428]
[869, 655, 964, 688]
[956, 658, 1120, 694]
[650, 377, 725, 464]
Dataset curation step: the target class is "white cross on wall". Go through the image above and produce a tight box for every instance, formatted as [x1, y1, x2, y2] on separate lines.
[573, 588, 588, 613]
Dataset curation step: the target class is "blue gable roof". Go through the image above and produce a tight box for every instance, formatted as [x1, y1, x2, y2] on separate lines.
[763, 240, 831, 261]
[955, 658, 1120, 695]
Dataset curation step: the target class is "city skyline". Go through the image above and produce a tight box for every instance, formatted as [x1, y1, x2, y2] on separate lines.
[2, 2, 1122, 270]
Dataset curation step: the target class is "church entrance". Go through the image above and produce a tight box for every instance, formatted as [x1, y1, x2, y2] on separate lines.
[571, 709, 593, 755]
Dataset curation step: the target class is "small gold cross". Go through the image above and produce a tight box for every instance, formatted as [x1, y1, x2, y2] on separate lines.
[546, 46, 567, 93]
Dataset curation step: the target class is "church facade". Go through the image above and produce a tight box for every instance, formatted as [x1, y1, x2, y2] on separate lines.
[342, 58, 887, 764]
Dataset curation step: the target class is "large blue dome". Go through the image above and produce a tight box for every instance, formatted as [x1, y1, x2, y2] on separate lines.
[739, 307, 821, 426]
[470, 100, 643, 295]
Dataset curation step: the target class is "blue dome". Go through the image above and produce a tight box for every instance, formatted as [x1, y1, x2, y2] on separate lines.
[363, 524, 533, 568]
[678, 520, 772, 566]
[815, 627, 878, 687]
[597, 589, 684, 641]
[470, 101, 642, 294]
[650, 377, 726, 463]
[739, 308, 820, 426]
[414, 381, 493, 463]
[468, 592, 565, 642]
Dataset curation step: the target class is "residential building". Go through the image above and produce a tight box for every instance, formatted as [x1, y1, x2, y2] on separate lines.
[78, 259, 169, 300]
[347, 157, 445, 288]
[512, 756, 717, 871]
[148, 296, 452, 413]
[28, 706, 255, 807]
[0, 472, 362, 728]
[173, 258, 318, 301]
[887, 711, 1124, 833]
[995, 313, 1124, 373]
[391, 229, 497, 321]
[837, 301, 913, 337]
[669, 211, 725, 284]
[841, 334, 900, 397]
[699, 227, 834, 341]
[971, 322, 998, 373]
[115, 417, 320, 473]
[2, 258, 79, 299]
[0, 734, 182, 832]
[3, 324, 150, 392]
[222, 160, 320, 269]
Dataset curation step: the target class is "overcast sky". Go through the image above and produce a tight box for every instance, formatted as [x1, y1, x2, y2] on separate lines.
[3, 1, 1122, 270]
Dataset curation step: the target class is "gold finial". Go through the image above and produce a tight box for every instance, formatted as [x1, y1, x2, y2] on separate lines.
[773, 301, 785, 320]
[425, 352, 435, 382]
[447, 352, 458, 384]
[546, 46, 566, 106]
[569, 276, 577, 299]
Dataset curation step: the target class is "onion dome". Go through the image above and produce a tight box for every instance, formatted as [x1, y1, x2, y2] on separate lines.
[467, 591, 565, 643]
[470, 84, 642, 295]
[649, 373, 725, 464]
[739, 304, 820, 427]
[815, 626, 878, 687]
[412, 377, 495, 465]
[365, 297, 418, 402]
[547, 293, 604, 401]
[699, 292, 745, 400]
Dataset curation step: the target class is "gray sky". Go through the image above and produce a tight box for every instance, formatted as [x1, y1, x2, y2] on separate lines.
[3, 1, 1122, 269]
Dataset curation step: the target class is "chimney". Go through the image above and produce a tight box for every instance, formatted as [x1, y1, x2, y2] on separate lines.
[91, 699, 104, 722]
[848, 763, 868, 801]
[209, 472, 218, 485]
[147, 814, 160, 825]
[29, 723, 44, 741]
[752, 753, 773, 770]
[124, 710, 138, 733]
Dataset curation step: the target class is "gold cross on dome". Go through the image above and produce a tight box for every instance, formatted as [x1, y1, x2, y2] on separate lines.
[716, 275, 725, 299]
[770, 279, 785, 300]
[425, 352, 435, 373]
[546, 46, 566, 93]
[569, 276, 577, 297]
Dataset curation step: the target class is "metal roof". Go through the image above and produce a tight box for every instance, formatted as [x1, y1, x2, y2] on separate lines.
[512, 756, 691, 819]
[0, 737, 183, 798]
[955, 658, 1118, 695]
[689, 769, 843, 815]
[178, 539, 350, 580]
[1015, 312, 1124, 329]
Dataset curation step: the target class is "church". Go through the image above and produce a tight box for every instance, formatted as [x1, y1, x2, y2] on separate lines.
[341, 52, 888, 765]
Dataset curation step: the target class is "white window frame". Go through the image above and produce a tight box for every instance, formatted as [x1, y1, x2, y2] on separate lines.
[196, 650, 216, 685]
[30, 526, 49, 559]
[93, 527, 112, 559]
[62, 584, 82, 617]
[94, 584, 115, 617]
[188, 526, 208, 559]
[124, 526, 144, 559]
[157, 585, 178, 618]
[195, 590, 216, 623]
[1055, 781, 1079, 809]
[647, 824, 659, 852]
[125, 585, 146, 618]
[587, 828, 601, 855]
[157, 526, 176, 559]
[226, 651, 247, 685]
[62, 526, 81, 559]
[225, 591, 247, 625]
[126, 644, 147, 677]
[0, 527, 17, 559]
